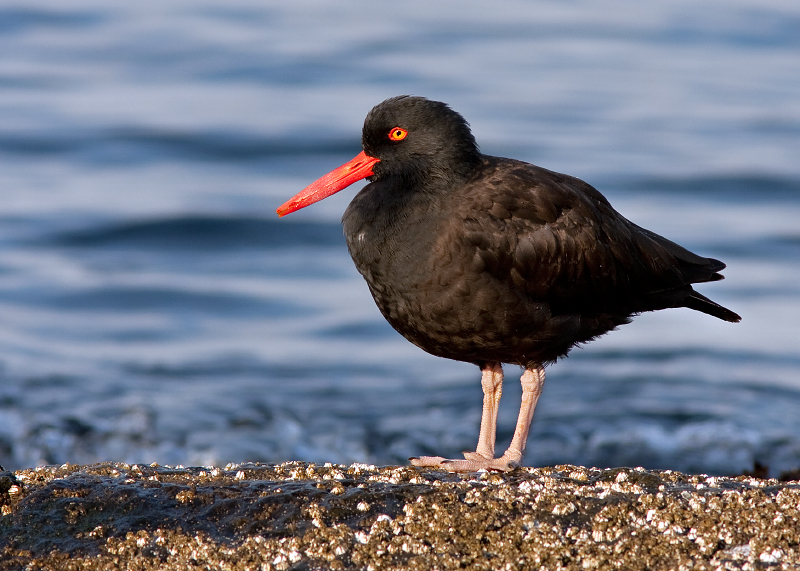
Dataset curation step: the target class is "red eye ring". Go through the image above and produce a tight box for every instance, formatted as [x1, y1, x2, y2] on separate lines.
[388, 127, 408, 141]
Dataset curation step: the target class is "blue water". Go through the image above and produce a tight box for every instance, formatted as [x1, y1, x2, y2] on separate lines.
[1, 0, 799, 476]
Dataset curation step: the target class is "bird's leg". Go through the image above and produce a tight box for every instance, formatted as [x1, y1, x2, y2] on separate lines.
[494, 365, 545, 467]
[410, 365, 545, 472]
[464, 362, 503, 460]
[410, 363, 503, 470]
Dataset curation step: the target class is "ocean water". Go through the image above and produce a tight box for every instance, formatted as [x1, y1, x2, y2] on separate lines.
[0, 0, 799, 476]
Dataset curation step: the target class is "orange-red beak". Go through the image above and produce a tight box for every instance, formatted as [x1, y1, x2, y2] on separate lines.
[276, 151, 380, 217]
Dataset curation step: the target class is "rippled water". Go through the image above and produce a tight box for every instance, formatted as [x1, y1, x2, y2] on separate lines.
[1, 0, 799, 475]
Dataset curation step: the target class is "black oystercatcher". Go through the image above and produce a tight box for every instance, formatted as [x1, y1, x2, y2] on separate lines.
[277, 96, 741, 472]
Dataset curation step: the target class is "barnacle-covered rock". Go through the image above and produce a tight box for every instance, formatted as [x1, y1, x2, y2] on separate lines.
[1, 462, 798, 570]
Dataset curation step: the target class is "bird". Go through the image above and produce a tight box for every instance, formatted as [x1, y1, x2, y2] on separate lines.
[276, 95, 741, 472]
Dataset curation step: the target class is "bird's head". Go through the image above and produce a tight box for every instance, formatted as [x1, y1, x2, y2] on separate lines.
[277, 96, 480, 216]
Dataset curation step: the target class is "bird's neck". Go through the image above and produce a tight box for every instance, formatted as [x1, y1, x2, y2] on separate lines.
[342, 177, 443, 282]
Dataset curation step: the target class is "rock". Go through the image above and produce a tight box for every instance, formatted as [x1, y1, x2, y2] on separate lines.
[1, 461, 798, 570]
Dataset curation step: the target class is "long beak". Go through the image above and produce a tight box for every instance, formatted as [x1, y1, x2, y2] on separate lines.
[276, 151, 380, 217]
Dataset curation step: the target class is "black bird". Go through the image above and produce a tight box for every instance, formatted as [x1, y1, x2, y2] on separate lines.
[277, 96, 741, 472]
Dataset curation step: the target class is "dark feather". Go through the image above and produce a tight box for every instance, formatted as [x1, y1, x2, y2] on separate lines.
[341, 96, 740, 369]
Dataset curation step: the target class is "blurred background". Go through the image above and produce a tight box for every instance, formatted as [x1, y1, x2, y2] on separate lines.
[0, 0, 798, 476]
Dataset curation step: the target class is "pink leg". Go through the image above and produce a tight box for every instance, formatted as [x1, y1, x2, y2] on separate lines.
[473, 362, 504, 459]
[494, 365, 545, 467]
[410, 365, 545, 472]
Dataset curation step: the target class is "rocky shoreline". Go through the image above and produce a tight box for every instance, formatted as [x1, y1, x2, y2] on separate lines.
[1, 461, 798, 570]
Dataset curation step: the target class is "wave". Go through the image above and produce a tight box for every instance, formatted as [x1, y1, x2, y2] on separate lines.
[37, 286, 302, 317]
[0, 7, 101, 35]
[39, 215, 345, 251]
[615, 174, 800, 202]
[0, 128, 361, 165]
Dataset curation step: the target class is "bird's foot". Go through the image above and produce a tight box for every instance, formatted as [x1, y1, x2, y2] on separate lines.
[409, 451, 520, 473]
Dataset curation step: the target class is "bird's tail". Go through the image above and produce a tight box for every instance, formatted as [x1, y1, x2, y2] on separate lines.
[684, 290, 741, 323]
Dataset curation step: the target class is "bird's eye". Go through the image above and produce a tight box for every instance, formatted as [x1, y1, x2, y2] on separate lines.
[388, 127, 408, 141]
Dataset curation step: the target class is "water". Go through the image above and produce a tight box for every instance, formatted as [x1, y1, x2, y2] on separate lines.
[1, 0, 799, 476]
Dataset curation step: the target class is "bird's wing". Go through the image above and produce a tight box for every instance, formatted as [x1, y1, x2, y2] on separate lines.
[446, 159, 714, 312]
